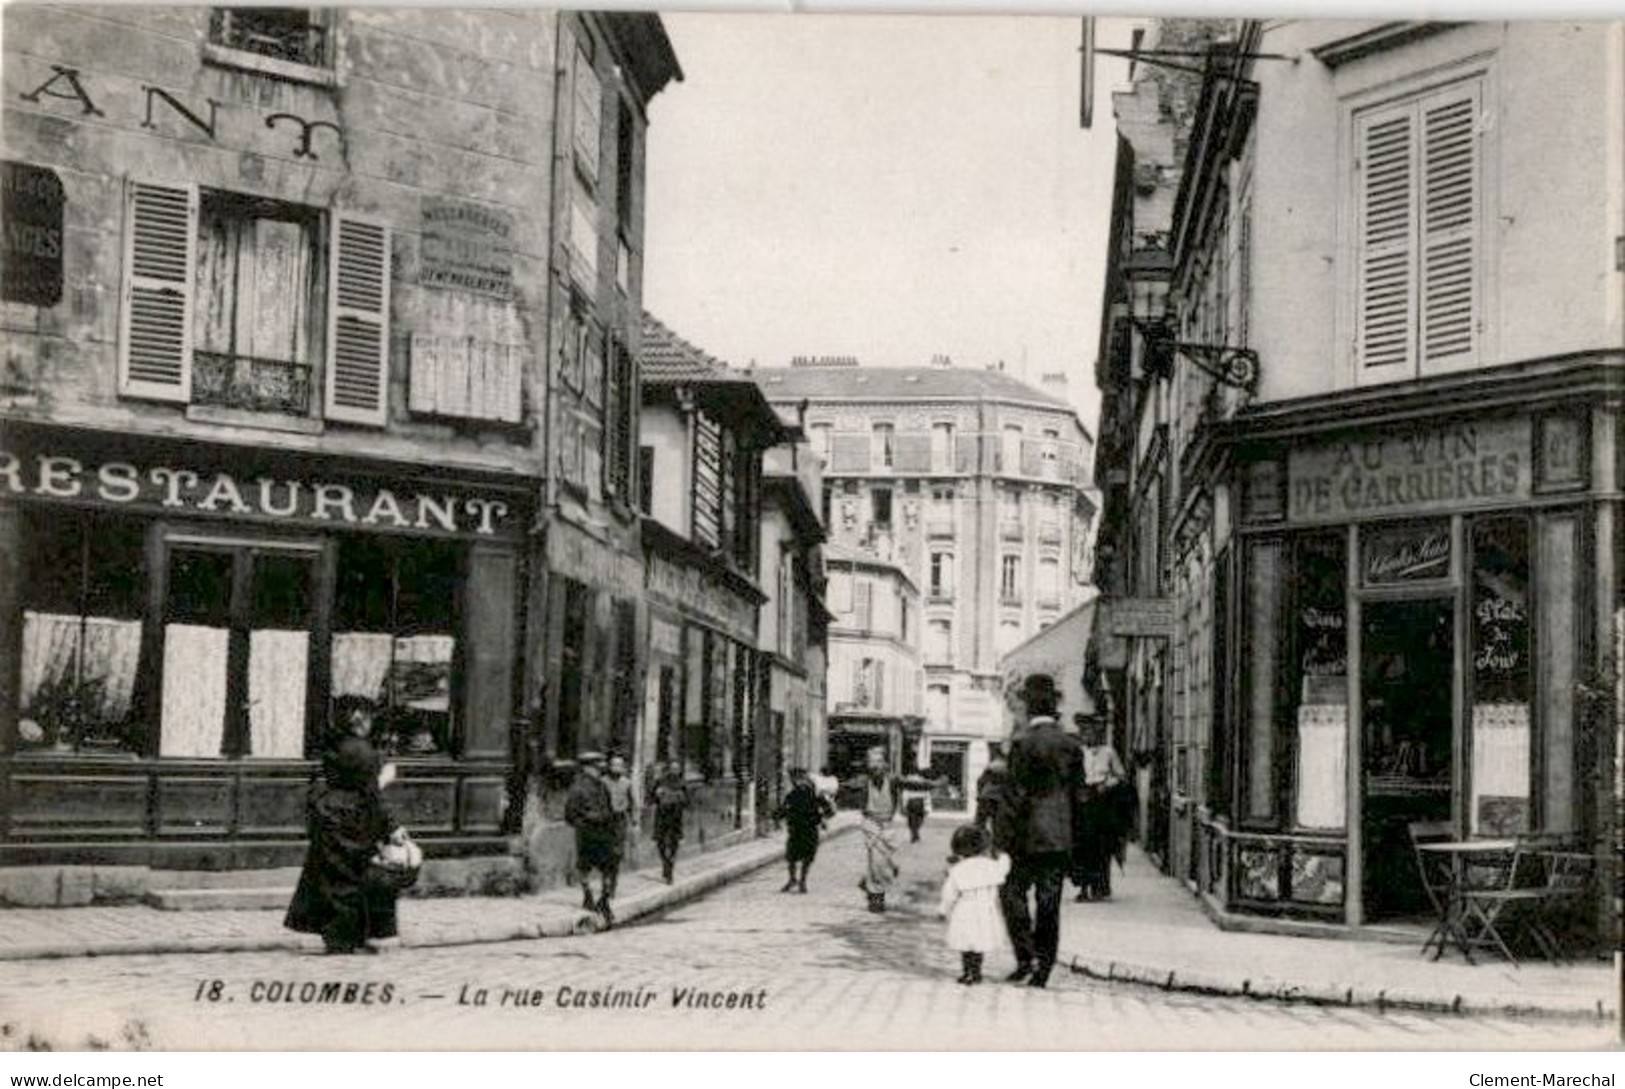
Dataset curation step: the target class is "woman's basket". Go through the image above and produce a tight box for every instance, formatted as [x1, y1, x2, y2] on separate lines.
[367, 832, 423, 893]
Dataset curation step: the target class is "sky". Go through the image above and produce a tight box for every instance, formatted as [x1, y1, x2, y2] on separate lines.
[641, 14, 1132, 435]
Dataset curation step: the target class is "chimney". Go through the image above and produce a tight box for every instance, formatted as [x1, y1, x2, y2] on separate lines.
[790, 355, 860, 368]
[929, 353, 953, 368]
[1041, 371, 1068, 392]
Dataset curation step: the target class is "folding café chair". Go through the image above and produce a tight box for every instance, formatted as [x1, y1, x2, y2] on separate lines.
[1516, 852, 1596, 964]
[1408, 821, 1457, 959]
[1456, 836, 1560, 967]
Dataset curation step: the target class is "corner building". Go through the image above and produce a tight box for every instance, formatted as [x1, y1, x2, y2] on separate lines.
[756, 362, 1095, 812]
[1093, 19, 1622, 939]
[0, 6, 678, 900]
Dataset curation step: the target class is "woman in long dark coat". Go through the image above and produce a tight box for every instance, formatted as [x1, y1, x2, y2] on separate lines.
[285, 736, 400, 953]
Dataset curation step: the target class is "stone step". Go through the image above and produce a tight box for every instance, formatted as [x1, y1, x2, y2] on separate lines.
[145, 886, 294, 912]
[146, 867, 304, 891]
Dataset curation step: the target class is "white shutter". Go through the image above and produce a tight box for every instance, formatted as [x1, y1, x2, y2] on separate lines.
[118, 179, 197, 402]
[1419, 82, 1480, 373]
[325, 214, 391, 426]
[1354, 102, 1418, 379]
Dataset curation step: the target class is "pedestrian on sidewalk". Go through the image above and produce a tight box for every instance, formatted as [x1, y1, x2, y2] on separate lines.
[605, 753, 635, 858]
[285, 720, 402, 956]
[649, 761, 689, 884]
[1001, 674, 1083, 989]
[565, 751, 622, 928]
[899, 773, 932, 843]
[1071, 713, 1128, 903]
[939, 824, 1011, 985]
[775, 767, 834, 893]
[856, 747, 900, 913]
[974, 753, 1009, 833]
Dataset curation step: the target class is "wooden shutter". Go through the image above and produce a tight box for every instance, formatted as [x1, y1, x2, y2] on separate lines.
[325, 214, 391, 426]
[1419, 82, 1480, 373]
[1354, 101, 1417, 379]
[119, 179, 197, 403]
[893, 432, 932, 472]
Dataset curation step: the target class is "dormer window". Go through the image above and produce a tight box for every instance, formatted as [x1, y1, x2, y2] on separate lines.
[210, 9, 327, 67]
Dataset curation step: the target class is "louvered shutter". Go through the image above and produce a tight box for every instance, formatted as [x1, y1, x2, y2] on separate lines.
[1419, 83, 1480, 373]
[118, 179, 197, 402]
[893, 432, 932, 472]
[325, 214, 391, 426]
[1354, 101, 1418, 380]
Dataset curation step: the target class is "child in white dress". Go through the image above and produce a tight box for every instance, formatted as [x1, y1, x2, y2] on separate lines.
[938, 824, 1011, 985]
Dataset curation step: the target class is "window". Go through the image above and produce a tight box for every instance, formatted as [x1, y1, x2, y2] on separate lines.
[118, 181, 389, 426]
[693, 412, 751, 564]
[1041, 429, 1060, 479]
[1000, 486, 1020, 520]
[872, 423, 895, 470]
[638, 446, 654, 515]
[209, 8, 327, 68]
[1002, 424, 1022, 472]
[809, 423, 832, 466]
[615, 98, 636, 237]
[603, 337, 635, 501]
[997, 618, 1023, 658]
[821, 482, 833, 528]
[17, 511, 145, 755]
[926, 684, 950, 727]
[332, 536, 459, 758]
[191, 190, 324, 417]
[853, 579, 874, 630]
[1354, 76, 1483, 381]
[931, 423, 955, 471]
[1037, 556, 1060, 604]
[1000, 555, 1021, 601]
[899, 595, 911, 645]
[871, 487, 893, 530]
[926, 619, 952, 664]
[929, 551, 954, 598]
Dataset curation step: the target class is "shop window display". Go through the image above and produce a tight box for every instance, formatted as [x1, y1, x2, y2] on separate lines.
[17, 510, 145, 754]
[1292, 533, 1348, 830]
[331, 536, 458, 758]
[1469, 517, 1531, 835]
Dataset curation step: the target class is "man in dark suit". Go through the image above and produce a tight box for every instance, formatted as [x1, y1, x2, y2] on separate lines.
[1000, 674, 1083, 988]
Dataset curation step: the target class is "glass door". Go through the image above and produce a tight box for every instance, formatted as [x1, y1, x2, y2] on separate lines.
[159, 538, 318, 759]
[1360, 595, 1456, 920]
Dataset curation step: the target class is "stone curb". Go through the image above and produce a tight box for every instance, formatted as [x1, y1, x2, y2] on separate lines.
[1061, 952, 1619, 1023]
[0, 821, 857, 964]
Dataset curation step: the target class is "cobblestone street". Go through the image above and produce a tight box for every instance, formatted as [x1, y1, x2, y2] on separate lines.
[1, 824, 1613, 1051]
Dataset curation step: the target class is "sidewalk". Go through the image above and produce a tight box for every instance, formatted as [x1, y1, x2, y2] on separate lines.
[0, 816, 857, 962]
[1054, 845, 1618, 1021]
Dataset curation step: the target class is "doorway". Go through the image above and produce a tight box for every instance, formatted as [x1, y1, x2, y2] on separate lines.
[1360, 596, 1455, 920]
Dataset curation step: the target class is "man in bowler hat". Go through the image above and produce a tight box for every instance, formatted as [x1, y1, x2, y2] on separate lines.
[1000, 674, 1083, 988]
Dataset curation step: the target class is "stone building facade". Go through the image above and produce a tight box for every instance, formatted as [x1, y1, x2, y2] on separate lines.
[756, 362, 1095, 810]
[0, 6, 677, 902]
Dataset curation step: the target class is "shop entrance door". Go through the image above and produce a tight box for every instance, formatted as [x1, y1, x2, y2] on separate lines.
[1360, 596, 1455, 921]
[159, 540, 318, 760]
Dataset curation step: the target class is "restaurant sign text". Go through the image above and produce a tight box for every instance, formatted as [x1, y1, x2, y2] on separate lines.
[0, 449, 518, 539]
[1287, 417, 1530, 525]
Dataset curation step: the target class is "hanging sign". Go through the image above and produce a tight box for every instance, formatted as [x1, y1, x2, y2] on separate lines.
[2, 161, 64, 307]
[1287, 417, 1531, 524]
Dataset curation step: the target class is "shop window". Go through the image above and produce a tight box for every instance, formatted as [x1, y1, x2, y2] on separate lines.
[682, 626, 709, 779]
[610, 599, 638, 760]
[1207, 546, 1233, 818]
[16, 511, 145, 755]
[332, 536, 459, 758]
[1291, 533, 1348, 831]
[1240, 539, 1285, 825]
[209, 9, 328, 68]
[1470, 516, 1531, 835]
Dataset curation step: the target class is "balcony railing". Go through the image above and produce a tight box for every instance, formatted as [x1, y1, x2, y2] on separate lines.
[193, 351, 313, 416]
[210, 9, 328, 67]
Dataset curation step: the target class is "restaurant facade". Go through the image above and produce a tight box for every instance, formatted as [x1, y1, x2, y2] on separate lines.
[0, 6, 679, 901]
[1094, 19, 1621, 938]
